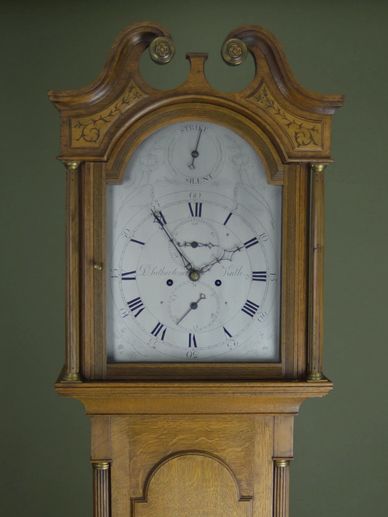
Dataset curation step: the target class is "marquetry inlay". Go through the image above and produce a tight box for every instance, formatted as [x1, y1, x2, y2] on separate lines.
[71, 81, 145, 147]
[249, 83, 322, 150]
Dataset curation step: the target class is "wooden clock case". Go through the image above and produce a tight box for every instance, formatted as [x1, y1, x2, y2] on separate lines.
[49, 22, 343, 517]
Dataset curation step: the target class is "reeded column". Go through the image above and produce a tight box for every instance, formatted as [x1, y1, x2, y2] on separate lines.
[62, 160, 82, 382]
[273, 459, 290, 517]
[92, 461, 111, 517]
[307, 163, 327, 381]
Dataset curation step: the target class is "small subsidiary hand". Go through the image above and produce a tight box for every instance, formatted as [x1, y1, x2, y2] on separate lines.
[176, 293, 206, 325]
[188, 128, 203, 170]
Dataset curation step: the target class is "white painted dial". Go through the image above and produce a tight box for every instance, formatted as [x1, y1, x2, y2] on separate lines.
[106, 121, 282, 362]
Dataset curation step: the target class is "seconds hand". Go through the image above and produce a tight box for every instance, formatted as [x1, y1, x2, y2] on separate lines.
[176, 293, 206, 325]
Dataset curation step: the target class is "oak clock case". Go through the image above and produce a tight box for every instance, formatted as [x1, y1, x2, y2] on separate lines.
[107, 121, 281, 364]
[49, 22, 343, 517]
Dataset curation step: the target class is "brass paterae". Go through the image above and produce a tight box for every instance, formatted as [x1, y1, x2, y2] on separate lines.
[149, 36, 175, 64]
[222, 37, 248, 65]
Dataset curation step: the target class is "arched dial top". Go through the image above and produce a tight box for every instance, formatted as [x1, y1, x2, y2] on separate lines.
[106, 120, 282, 362]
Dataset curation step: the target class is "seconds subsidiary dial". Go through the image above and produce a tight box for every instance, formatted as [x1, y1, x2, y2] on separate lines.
[107, 121, 281, 362]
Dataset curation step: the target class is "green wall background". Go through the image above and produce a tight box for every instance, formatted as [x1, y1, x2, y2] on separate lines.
[1, 1, 387, 515]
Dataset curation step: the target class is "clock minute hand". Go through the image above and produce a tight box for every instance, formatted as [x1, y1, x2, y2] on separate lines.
[151, 210, 194, 271]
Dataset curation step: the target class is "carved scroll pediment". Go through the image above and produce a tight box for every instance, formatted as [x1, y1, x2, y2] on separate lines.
[49, 22, 343, 162]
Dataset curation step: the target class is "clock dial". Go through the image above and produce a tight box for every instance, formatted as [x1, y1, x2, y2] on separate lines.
[107, 121, 281, 362]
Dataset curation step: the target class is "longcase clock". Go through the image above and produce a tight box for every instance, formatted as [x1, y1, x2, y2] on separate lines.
[49, 22, 343, 517]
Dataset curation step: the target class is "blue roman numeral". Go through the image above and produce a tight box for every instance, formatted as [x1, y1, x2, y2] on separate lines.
[241, 299, 259, 317]
[188, 333, 197, 348]
[151, 322, 167, 340]
[223, 212, 233, 225]
[130, 238, 145, 246]
[252, 271, 267, 281]
[188, 202, 202, 217]
[244, 237, 259, 249]
[223, 327, 232, 338]
[121, 270, 136, 281]
[127, 297, 145, 317]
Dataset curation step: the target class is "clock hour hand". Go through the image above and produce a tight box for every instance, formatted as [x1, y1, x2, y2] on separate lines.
[176, 293, 206, 325]
[151, 209, 194, 271]
[199, 244, 244, 273]
[188, 128, 203, 169]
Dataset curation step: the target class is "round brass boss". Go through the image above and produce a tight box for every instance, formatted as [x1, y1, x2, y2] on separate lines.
[149, 36, 175, 64]
[222, 38, 248, 66]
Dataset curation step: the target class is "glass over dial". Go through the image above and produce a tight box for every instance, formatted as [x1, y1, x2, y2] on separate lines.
[106, 121, 282, 362]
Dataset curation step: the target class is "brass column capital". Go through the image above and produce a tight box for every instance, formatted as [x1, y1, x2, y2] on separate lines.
[92, 461, 111, 471]
[310, 163, 327, 173]
[64, 160, 82, 173]
[274, 458, 291, 468]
